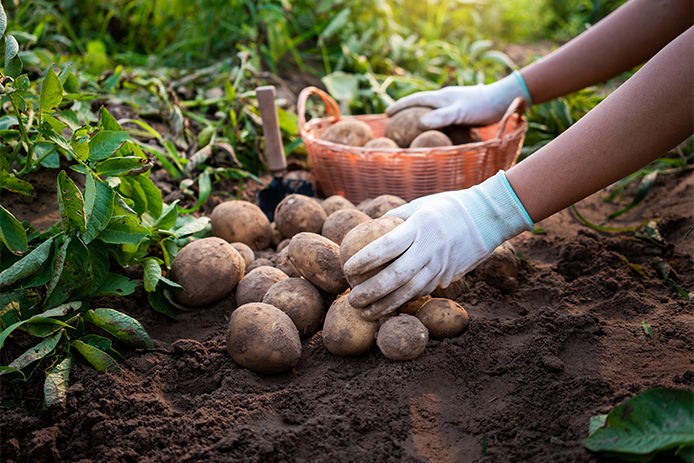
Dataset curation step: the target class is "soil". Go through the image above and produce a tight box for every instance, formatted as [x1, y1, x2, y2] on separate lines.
[2, 166, 693, 463]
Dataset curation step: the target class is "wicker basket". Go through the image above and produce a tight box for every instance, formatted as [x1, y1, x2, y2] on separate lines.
[298, 86, 527, 204]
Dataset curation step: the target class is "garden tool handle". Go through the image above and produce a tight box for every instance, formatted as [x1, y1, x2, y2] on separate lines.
[256, 85, 287, 176]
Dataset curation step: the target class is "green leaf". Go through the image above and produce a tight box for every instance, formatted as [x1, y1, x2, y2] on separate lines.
[0, 289, 42, 329]
[133, 174, 163, 219]
[154, 200, 179, 230]
[82, 172, 114, 244]
[71, 340, 119, 372]
[322, 71, 359, 108]
[99, 106, 121, 131]
[179, 170, 211, 214]
[44, 236, 90, 308]
[585, 387, 694, 458]
[57, 171, 86, 233]
[589, 414, 608, 435]
[44, 356, 71, 407]
[0, 2, 6, 36]
[173, 216, 210, 238]
[0, 204, 27, 255]
[604, 171, 658, 224]
[141, 258, 161, 292]
[80, 334, 125, 362]
[99, 215, 149, 245]
[40, 66, 63, 112]
[642, 320, 653, 338]
[119, 176, 147, 215]
[0, 171, 35, 196]
[147, 287, 177, 319]
[85, 308, 153, 349]
[2, 331, 63, 375]
[95, 156, 148, 176]
[91, 272, 136, 297]
[87, 130, 129, 161]
[25, 301, 84, 338]
[0, 237, 54, 288]
[0, 317, 73, 350]
[4, 35, 22, 78]
[320, 8, 350, 40]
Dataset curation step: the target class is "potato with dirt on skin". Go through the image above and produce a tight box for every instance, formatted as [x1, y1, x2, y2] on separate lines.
[398, 295, 432, 316]
[416, 298, 469, 340]
[246, 258, 274, 273]
[273, 247, 299, 278]
[377, 314, 429, 361]
[364, 137, 399, 149]
[276, 238, 291, 252]
[226, 302, 301, 374]
[473, 241, 520, 293]
[288, 232, 348, 294]
[409, 130, 453, 148]
[235, 266, 289, 306]
[230, 242, 254, 268]
[321, 119, 374, 147]
[340, 216, 404, 287]
[262, 278, 324, 337]
[171, 237, 245, 307]
[321, 195, 356, 216]
[359, 194, 406, 219]
[211, 201, 273, 251]
[322, 292, 379, 356]
[431, 275, 468, 300]
[321, 208, 371, 245]
[275, 194, 327, 238]
[385, 106, 432, 148]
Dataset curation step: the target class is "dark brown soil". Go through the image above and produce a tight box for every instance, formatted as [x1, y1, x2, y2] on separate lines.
[2, 168, 693, 463]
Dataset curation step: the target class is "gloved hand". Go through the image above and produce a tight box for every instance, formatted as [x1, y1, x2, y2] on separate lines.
[386, 70, 533, 128]
[343, 170, 533, 320]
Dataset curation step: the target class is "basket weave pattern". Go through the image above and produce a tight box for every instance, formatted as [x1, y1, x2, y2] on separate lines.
[298, 87, 527, 204]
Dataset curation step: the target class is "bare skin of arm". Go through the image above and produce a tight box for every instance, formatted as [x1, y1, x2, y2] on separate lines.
[521, 0, 693, 104]
[506, 26, 693, 223]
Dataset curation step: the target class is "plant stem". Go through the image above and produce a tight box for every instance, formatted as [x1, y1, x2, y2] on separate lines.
[13, 101, 35, 176]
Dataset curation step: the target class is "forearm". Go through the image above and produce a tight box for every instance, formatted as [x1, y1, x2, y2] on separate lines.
[521, 0, 692, 104]
[507, 26, 693, 223]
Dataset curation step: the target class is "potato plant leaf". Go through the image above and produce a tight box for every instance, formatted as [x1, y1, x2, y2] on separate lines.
[585, 387, 694, 459]
[1, 330, 63, 375]
[82, 172, 114, 244]
[44, 356, 71, 407]
[95, 156, 148, 176]
[91, 272, 136, 297]
[99, 215, 149, 246]
[0, 2, 6, 36]
[57, 171, 86, 233]
[40, 66, 63, 112]
[0, 317, 72, 350]
[0, 171, 35, 196]
[43, 236, 90, 308]
[71, 339, 119, 373]
[85, 308, 154, 349]
[4, 34, 22, 78]
[0, 236, 53, 288]
[0, 204, 27, 255]
[147, 287, 177, 319]
[87, 130, 129, 161]
[141, 258, 161, 292]
[99, 106, 122, 131]
[133, 174, 163, 219]
[80, 334, 125, 362]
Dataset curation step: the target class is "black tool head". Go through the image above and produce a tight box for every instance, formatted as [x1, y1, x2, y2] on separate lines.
[257, 177, 315, 221]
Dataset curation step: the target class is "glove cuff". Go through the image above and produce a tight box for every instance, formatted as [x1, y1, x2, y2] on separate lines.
[462, 170, 534, 252]
[486, 71, 533, 115]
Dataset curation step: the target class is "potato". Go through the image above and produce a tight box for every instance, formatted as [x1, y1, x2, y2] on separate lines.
[275, 194, 327, 238]
[473, 241, 520, 292]
[321, 208, 371, 245]
[384, 106, 431, 148]
[359, 194, 406, 219]
[376, 314, 428, 361]
[226, 302, 301, 374]
[364, 137, 399, 149]
[171, 237, 245, 307]
[262, 278, 324, 337]
[398, 295, 431, 315]
[431, 275, 468, 300]
[276, 238, 291, 253]
[321, 119, 374, 147]
[211, 201, 273, 250]
[442, 125, 481, 145]
[416, 298, 469, 340]
[270, 222, 283, 248]
[339, 216, 404, 287]
[287, 232, 347, 294]
[246, 258, 274, 273]
[273, 247, 299, 278]
[409, 130, 452, 148]
[230, 242, 254, 268]
[321, 195, 356, 216]
[322, 293, 378, 356]
[235, 266, 289, 306]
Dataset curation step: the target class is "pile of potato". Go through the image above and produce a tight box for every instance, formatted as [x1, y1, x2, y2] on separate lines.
[172, 190, 519, 374]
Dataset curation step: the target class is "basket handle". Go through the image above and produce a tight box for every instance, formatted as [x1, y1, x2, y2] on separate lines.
[494, 96, 525, 139]
[297, 86, 342, 136]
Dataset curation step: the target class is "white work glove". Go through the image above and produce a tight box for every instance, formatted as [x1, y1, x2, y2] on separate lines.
[343, 170, 533, 320]
[386, 70, 533, 128]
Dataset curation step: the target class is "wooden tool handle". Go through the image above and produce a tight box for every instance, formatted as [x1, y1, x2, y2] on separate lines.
[256, 85, 286, 176]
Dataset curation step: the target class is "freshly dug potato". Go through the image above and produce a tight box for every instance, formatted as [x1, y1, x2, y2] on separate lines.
[287, 232, 347, 294]
[321, 209, 371, 245]
[270, 222, 283, 248]
[262, 278, 324, 337]
[321, 119, 373, 147]
[399, 295, 432, 315]
[231, 242, 254, 268]
[322, 293, 378, 356]
[226, 302, 301, 374]
[384, 106, 431, 148]
[431, 275, 468, 300]
[409, 130, 453, 148]
[473, 241, 520, 292]
[172, 237, 245, 307]
[275, 194, 327, 238]
[416, 298, 469, 340]
[211, 201, 273, 251]
[235, 266, 289, 306]
[442, 125, 481, 145]
[246, 258, 274, 273]
[376, 314, 429, 361]
[276, 238, 291, 252]
[359, 194, 406, 219]
[321, 195, 356, 216]
[273, 247, 299, 278]
[364, 137, 399, 149]
[339, 216, 404, 287]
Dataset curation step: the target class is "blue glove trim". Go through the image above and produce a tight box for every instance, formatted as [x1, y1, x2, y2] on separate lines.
[499, 170, 534, 226]
[512, 70, 533, 106]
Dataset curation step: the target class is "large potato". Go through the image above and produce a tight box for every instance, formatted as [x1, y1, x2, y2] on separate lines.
[416, 298, 469, 339]
[172, 237, 245, 307]
[359, 194, 406, 219]
[398, 295, 432, 315]
[273, 247, 299, 278]
[364, 137, 399, 149]
[274, 194, 327, 238]
[339, 216, 404, 287]
[226, 302, 301, 374]
[376, 314, 428, 361]
[262, 278, 324, 337]
[473, 241, 520, 292]
[235, 266, 289, 306]
[431, 276, 468, 300]
[384, 106, 431, 147]
[321, 195, 356, 216]
[287, 232, 347, 294]
[211, 201, 273, 250]
[322, 293, 378, 356]
[409, 130, 452, 148]
[321, 119, 373, 147]
[321, 208, 371, 245]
